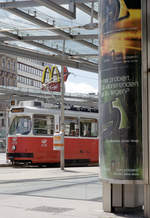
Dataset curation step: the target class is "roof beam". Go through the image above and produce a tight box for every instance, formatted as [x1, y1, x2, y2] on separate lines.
[5, 8, 71, 39]
[26, 40, 70, 56]
[0, 31, 22, 41]
[0, 34, 98, 42]
[0, 1, 98, 21]
[72, 53, 97, 57]
[77, 39, 97, 50]
[22, 35, 63, 41]
[0, 0, 98, 9]
[0, 32, 97, 63]
[0, 35, 61, 41]
[76, 3, 98, 20]
[0, 33, 98, 59]
[73, 34, 98, 40]
[0, 43, 98, 73]
[0, 1, 39, 8]
[0, 31, 70, 56]
[35, 0, 76, 20]
[22, 34, 98, 41]
[5, 8, 98, 50]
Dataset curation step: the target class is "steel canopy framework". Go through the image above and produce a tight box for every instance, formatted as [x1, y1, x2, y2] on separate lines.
[0, 0, 99, 73]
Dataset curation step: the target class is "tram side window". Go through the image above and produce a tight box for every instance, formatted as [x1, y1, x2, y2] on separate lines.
[9, 116, 31, 135]
[64, 117, 79, 136]
[80, 118, 98, 137]
[33, 114, 54, 135]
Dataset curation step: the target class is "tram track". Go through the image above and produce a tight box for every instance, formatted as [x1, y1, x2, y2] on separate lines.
[0, 174, 99, 185]
[0, 175, 102, 202]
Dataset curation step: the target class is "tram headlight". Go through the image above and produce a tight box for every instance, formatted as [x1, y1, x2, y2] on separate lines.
[12, 145, 16, 151]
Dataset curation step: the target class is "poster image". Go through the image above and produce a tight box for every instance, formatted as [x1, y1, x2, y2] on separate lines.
[99, 0, 142, 180]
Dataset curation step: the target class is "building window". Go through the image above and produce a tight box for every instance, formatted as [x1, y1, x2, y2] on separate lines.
[18, 63, 21, 70]
[30, 79, 34, 86]
[7, 59, 11, 70]
[2, 57, 6, 69]
[7, 78, 10, 86]
[21, 64, 24, 71]
[1, 78, 4, 85]
[26, 65, 29, 73]
[2, 119, 5, 127]
[13, 61, 16, 71]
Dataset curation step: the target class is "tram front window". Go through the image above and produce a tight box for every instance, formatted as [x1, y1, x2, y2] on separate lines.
[9, 116, 31, 135]
[33, 114, 54, 135]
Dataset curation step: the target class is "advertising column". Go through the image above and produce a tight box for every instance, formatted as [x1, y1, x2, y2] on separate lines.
[99, 0, 142, 181]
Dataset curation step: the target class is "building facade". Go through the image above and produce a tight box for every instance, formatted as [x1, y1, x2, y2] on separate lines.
[0, 54, 17, 87]
[0, 54, 17, 152]
[0, 55, 46, 152]
[17, 57, 44, 90]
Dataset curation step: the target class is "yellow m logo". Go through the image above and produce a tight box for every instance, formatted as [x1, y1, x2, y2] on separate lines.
[41, 65, 60, 84]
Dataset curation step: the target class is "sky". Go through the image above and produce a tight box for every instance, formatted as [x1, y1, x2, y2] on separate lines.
[65, 68, 98, 94]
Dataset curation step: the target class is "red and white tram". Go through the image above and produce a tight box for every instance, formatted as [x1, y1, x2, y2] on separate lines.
[7, 101, 99, 166]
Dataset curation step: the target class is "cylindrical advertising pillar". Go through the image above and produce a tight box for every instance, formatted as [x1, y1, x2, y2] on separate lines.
[98, 0, 143, 211]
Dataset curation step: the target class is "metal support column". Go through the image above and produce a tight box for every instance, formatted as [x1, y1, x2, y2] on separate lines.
[60, 40, 65, 171]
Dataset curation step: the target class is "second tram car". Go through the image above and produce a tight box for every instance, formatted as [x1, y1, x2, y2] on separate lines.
[7, 101, 99, 166]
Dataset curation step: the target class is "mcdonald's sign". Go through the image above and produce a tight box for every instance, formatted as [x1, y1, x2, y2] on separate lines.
[41, 65, 69, 92]
[41, 65, 60, 84]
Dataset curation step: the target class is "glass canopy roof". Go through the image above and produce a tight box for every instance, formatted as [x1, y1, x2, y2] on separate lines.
[0, 0, 99, 73]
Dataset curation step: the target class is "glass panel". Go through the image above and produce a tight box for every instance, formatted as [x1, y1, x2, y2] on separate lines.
[80, 118, 98, 137]
[33, 114, 54, 135]
[64, 117, 79, 136]
[9, 116, 31, 135]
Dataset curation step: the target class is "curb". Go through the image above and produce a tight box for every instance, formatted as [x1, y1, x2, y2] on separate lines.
[0, 164, 11, 167]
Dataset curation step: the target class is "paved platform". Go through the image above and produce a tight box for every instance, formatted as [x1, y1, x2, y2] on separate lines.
[0, 194, 144, 218]
[0, 152, 9, 166]
[0, 153, 144, 218]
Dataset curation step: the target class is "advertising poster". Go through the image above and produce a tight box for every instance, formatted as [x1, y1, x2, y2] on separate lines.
[99, 0, 142, 180]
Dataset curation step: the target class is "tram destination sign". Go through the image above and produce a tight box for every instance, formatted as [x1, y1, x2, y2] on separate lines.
[11, 108, 24, 113]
